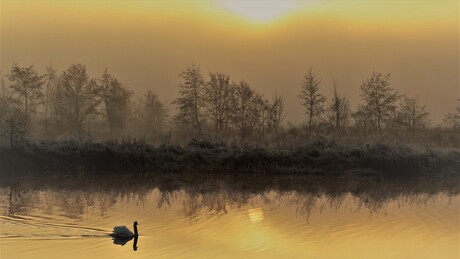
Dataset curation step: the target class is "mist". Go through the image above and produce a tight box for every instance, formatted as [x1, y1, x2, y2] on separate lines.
[1, 0, 458, 124]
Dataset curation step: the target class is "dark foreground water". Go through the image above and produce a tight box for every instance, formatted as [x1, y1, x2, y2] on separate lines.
[0, 175, 459, 259]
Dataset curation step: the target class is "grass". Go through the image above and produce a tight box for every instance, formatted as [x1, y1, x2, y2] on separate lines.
[0, 139, 459, 178]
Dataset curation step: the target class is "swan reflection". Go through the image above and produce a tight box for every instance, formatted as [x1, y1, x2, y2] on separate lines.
[112, 236, 139, 251]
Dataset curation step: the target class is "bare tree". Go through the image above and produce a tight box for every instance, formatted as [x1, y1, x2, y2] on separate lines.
[352, 104, 372, 137]
[299, 68, 326, 135]
[47, 77, 66, 135]
[95, 69, 132, 136]
[0, 98, 26, 150]
[232, 81, 262, 140]
[43, 65, 57, 133]
[265, 94, 285, 134]
[443, 100, 460, 132]
[142, 90, 168, 141]
[360, 72, 399, 134]
[204, 72, 234, 138]
[1, 69, 6, 98]
[6, 64, 45, 130]
[173, 64, 205, 135]
[61, 64, 99, 135]
[329, 81, 350, 134]
[396, 96, 429, 137]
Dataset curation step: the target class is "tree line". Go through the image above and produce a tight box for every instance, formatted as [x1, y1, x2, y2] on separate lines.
[298, 69, 448, 138]
[173, 64, 284, 141]
[0, 64, 168, 149]
[0, 63, 459, 149]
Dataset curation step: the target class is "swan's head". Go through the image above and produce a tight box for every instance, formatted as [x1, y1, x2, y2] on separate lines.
[134, 221, 138, 226]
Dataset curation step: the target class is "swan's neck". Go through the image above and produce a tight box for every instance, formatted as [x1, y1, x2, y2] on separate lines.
[133, 223, 138, 236]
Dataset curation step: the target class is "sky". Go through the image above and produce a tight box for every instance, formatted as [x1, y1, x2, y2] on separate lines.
[1, 0, 459, 124]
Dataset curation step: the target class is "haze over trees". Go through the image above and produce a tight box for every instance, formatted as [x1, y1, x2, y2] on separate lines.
[0, 62, 458, 149]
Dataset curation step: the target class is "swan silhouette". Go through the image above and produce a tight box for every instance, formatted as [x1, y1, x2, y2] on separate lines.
[111, 221, 139, 238]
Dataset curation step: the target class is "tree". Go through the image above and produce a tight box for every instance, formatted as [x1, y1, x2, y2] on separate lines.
[264, 94, 285, 134]
[1, 69, 6, 98]
[95, 69, 132, 136]
[6, 64, 45, 130]
[61, 64, 99, 135]
[329, 81, 351, 134]
[173, 64, 204, 134]
[299, 68, 326, 135]
[142, 90, 168, 141]
[204, 72, 234, 138]
[353, 105, 372, 137]
[0, 97, 26, 150]
[47, 77, 66, 135]
[360, 72, 399, 134]
[43, 65, 57, 133]
[232, 81, 262, 140]
[396, 96, 429, 137]
[443, 100, 460, 131]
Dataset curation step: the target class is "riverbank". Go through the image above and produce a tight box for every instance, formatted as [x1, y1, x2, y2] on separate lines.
[1, 140, 459, 178]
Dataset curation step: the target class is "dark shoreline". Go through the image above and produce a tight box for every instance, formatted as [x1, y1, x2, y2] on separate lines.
[1, 140, 459, 178]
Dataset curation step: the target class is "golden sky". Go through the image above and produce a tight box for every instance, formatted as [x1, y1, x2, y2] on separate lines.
[1, 0, 459, 123]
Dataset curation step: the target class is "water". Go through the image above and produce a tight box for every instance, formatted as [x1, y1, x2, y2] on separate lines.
[0, 175, 459, 258]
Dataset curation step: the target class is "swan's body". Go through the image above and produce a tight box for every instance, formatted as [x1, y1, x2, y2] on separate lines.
[111, 221, 139, 238]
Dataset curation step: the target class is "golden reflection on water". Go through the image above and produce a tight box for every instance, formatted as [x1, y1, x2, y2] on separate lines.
[0, 184, 459, 259]
[248, 208, 264, 224]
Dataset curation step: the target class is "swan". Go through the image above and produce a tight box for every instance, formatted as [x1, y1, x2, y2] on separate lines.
[111, 221, 139, 238]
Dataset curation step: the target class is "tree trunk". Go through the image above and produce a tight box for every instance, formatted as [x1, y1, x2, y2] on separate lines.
[24, 88, 28, 131]
[10, 124, 13, 151]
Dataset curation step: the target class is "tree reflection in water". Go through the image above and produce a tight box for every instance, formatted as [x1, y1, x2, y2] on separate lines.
[0, 173, 458, 221]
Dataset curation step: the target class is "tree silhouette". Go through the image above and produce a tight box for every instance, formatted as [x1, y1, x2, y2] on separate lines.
[43, 65, 57, 133]
[173, 64, 205, 135]
[299, 68, 326, 135]
[0, 98, 26, 150]
[142, 90, 168, 141]
[61, 64, 99, 135]
[204, 72, 233, 138]
[329, 80, 350, 134]
[232, 81, 262, 140]
[443, 100, 460, 132]
[360, 72, 399, 134]
[6, 64, 45, 130]
[265, 94, 284, 134]
[396, 96, 429, 137]
[95, 69, 132, 136]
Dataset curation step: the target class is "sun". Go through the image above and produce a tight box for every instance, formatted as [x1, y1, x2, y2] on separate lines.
[217, 0, 301, 23]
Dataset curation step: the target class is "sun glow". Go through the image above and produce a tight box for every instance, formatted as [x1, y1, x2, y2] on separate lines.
[248, 208, 265, 223]
[217, 0, 302, 23]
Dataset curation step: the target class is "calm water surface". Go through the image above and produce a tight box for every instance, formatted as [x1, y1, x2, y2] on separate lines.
[0, 176, 459, 258]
